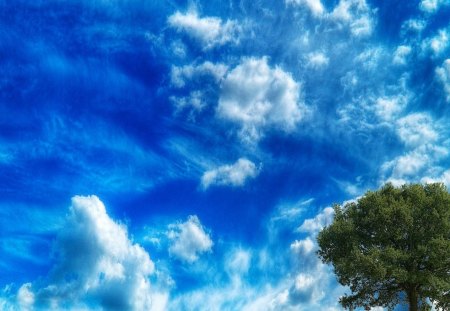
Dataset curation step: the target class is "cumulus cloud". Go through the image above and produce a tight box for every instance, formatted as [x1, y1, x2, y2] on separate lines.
[423, 29, 449, 56]
[422, 169, 450, 187]
[396, 113, 438, 147]
[307, 52, 329, 68]
[420, 0, 448, 12]
[283, 207, 341, 308]
[381, 111, 449, 185]
[436, 59, 450, 101]
[330, 0, 374, 37]
[170, 90, 206, 115]
[298, 206, 334, 234]
[201, 158, 259, 189]
[17, 284, 34, 311]
[285, 0, 325, 17]
[374, 96, 407, 120]
[168, 215, 213, 263]
[168, 10, 241, 49]
[12, 196, 162, 311]
[217, 57, 307, 143]
[170, 61, 228, 88]
[168, 205, 343, 311]
[393, 45, 412, 65]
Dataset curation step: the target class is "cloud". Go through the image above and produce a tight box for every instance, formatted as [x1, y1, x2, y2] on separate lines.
[17, 284, 34, 311]
[168, 215, 213, 263]
[393, 45, 412, 65]
[169, 61, 229, 116]
[436, 59, 450, 101]
[201, 158, 259, 189]
[374, 96, 407, 121]
[286, 0, 325, 17]
[217, 57, 307, 143]
[380, 111, 449, 185]
[396, 113, 438, 147]
[420, 0, 449, 12]
[170, 62, 228, 88]
[422, 169, 450, 187]
[162, 204, 343, 311]
[11, 196, 163, 311]
[168, 10, 241, 49]
[423, 29, 449, 56]
[330, 0, 374, 37]
[298, 206, 334, 234]
[307, 52, 329, 69]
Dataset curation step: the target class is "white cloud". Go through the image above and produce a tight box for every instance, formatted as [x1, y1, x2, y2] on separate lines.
[201, 158, 259, 189]
[13, 196, 162, 311]
[402, 18, 427, 33]
[168, 206, 344, 311]
[168, 215, 213, 263]
[393, 45, 412, 65]
[298, 207, 334, 234]
[396, 113, 438, 147]
[423, 29, 449, 56]
[225, 248, 252, 280]
[217, 57, 307, 143]
[307, 52, 329, 68]
[380, 110, 449, 185]
[170, 61, 228, 88]
[330, 0, 374, 37]
[286, 0, 325, 17]
[290, 237, 315, 256]
[422, 169, 450, 187]
[391, 150, 429, 177]
[17, 284, 34, 311]
[374, 96, 407, 120]
[436, 59, 450, 101]
[420, 0, 449, 12]
[168, 10, 241, 49]
[170, 91, 206, 116]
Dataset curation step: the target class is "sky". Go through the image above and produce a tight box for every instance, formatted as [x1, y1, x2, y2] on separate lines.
[0, 0, 450, 310]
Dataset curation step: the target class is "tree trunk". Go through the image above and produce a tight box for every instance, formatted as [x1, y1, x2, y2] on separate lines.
[408, 287, 418, 311]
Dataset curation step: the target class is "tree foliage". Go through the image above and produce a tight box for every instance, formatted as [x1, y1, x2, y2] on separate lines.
[317, 183, 450, 311]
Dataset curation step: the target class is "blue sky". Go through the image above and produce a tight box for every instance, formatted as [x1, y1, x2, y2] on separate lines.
[1, 0, 450, 310]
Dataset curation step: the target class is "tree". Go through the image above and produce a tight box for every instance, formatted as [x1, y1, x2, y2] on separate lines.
[317, 183, 450, 311]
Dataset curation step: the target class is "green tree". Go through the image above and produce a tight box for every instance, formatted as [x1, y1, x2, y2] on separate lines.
[317, 183, 450, 311]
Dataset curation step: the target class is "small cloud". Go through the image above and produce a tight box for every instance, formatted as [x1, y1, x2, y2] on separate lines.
[330, 0, 374, 37]
[168, 10, 241, 49]
[307, 52, 329, 69]
[201, 158, 260, 189]
[285, 0, 325, 17]
[168, 215, 213, 263]
[170, 91, 207, 116]
[225, 248, 252, 278]
[17, 283, 34, 311]
[374, 95, 407, 120]
[170, 61, 228, 88]
[396, 113, 438, 147]
[436, 59, 450, 101]
[290, 237, 315, 256]
[217, 57, 307, 143]
[420, 0, 448, 13]
[392, 45, 412, 65]
[298, 207, 334, 234]
[423, 29, 449, 56]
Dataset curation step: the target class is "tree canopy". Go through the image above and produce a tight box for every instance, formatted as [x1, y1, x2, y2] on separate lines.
[317, 183, 450, 311]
